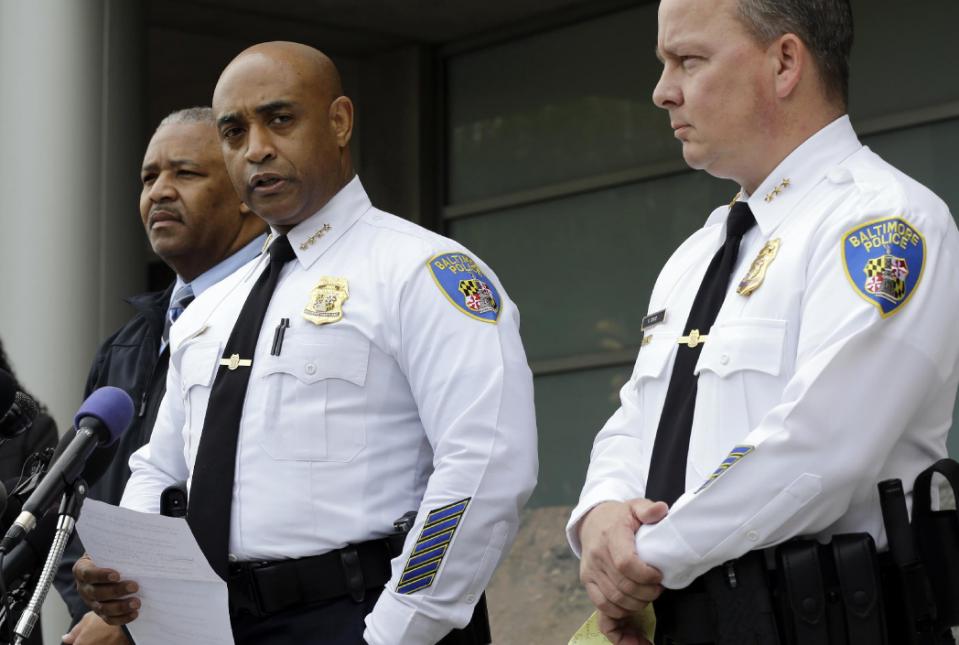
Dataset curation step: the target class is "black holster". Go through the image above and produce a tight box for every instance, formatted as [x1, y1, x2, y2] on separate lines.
[657, 533, 886, 645]
[701, 552, 780, 645]
[912, 459, 959, 630]
[773, 534, 886, 645]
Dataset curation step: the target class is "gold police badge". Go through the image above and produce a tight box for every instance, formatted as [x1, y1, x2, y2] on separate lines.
[303, 277, 349, 325]
[737, 238, 781, 296]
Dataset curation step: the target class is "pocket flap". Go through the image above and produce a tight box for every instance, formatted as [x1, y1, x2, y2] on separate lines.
[177, 341, 222, 390]
[631, 330, 678, 381]
[261, 332, 370, 386]
[696, 318, 786, 378]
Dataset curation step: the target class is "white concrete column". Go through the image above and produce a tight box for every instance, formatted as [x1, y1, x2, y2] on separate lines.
[0, 0, 145, 641]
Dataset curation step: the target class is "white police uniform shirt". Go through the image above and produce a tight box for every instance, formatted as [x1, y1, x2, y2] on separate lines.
[567, 116, 959, 589]
[121, 177, 538, 643]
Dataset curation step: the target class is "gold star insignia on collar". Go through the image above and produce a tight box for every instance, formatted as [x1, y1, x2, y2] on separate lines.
[300, 224, 332, 251]
[764, 178, 791, 203]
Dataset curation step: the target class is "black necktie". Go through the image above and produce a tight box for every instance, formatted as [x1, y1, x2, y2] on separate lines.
[645, 202, 757, 507]
[187, 235, 296, 579]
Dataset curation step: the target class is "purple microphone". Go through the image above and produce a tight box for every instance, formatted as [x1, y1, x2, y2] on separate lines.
[0, 387, 133, 553]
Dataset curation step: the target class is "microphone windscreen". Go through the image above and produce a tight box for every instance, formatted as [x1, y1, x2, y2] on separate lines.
[73, 387, 134, 446]
[0, 369, 17, 415]
[0, 391, 40, 439]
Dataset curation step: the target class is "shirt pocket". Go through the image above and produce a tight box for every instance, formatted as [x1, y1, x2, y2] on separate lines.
[177, 340, 222, 460]
[631, 329, 680, 447]
[690, 318, 787, 476]
[258, 330, 371, 462]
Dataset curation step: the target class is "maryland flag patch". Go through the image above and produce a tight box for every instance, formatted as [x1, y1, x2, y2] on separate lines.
[842, 217, 925, 318]
[396, 498, 471, 595]
[427, 253, 501, 323]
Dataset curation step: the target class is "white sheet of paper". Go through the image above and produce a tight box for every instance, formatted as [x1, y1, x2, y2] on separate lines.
[76, 499, 234, 645]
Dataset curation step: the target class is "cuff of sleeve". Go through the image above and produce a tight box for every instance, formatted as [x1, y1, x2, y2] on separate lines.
[635, 517, 703, 589]
[364, 590, 452, 645]
[566, 482, 643, 558]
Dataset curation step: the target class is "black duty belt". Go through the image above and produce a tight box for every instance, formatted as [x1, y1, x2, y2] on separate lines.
[655, 534, 900, 645]
[227, 534, 406, 618]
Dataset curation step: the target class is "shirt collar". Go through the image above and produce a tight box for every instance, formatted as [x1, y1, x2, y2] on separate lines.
[742, 115, 863, 236]
[270, 176, 372, 269]
[170, 232, 268, 307]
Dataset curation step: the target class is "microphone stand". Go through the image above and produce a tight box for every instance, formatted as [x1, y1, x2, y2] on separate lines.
[12, 480, 87, 645]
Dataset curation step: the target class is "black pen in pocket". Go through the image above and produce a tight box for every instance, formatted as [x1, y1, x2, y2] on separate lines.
[270, 318, 291, 356]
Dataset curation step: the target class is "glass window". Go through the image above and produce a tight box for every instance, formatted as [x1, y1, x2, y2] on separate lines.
[444, 0, 959, 507]
[850, 0, 959, 120]
[529, 366, 633, 507]
[451, 171, 734, 362]
[447, 3, 668, 204]
[861, 118, 959, 220]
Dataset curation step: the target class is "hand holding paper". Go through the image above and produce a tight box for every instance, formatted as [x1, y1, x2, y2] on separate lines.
[76, 500, 234, 645]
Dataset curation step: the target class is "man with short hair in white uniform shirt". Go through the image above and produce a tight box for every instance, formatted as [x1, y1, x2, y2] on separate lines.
[567, 0, 959, 643]
[73, 42, 537, 645]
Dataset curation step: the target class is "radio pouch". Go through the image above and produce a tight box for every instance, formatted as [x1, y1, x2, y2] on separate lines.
[912, 458, 959, 628]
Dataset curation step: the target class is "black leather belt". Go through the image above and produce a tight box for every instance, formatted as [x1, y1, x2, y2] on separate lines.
[227, 535, 406, 618]
[656, 536, 896, 645]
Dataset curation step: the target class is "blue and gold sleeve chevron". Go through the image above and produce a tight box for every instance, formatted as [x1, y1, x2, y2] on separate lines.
[694, 445, 754, 494]
[396, 498, 471, 595]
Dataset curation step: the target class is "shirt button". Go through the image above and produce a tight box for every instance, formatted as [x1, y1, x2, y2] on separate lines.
[746, 530, 760, 542]
[719, 354, 730, 365]
[826, 167, 853, 184]
[465, 594, 476, 603]
[228, 553, 239, 563]
[305, 363, 317, 376]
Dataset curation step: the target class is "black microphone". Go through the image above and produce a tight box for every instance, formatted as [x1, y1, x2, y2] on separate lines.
[0, 510, 57, 588]
[0, 387, 133, 554]
[0, 369, 39, 440]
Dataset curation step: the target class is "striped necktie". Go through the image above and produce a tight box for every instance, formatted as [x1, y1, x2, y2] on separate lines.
[161, 285, 195, 347]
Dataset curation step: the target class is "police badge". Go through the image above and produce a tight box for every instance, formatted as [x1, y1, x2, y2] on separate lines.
[303, 277, 349, 325]
[737, 238, 780, 296]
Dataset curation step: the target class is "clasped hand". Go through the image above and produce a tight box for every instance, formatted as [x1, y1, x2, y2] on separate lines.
[578, 499, 668, 645]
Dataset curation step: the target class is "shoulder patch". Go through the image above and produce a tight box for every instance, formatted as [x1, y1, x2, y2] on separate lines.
[841, 217, 925, 318]
[695, 445, 754, 494]
[396, 498, 471, 595]
[427, 252, 501, 323]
